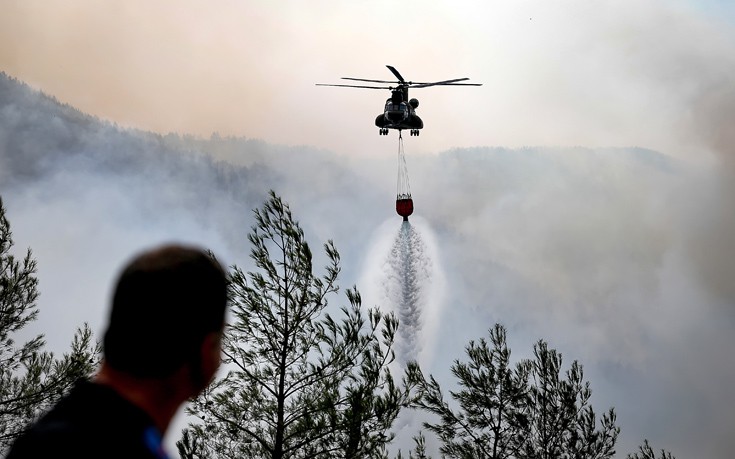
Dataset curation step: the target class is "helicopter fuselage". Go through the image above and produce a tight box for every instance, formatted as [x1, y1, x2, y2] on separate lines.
[375, 89, 423, 135]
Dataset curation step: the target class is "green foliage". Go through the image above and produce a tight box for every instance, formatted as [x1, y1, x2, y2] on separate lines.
[522, 341, 618, 459]
[177, 429, 205, 459]
[408, 324, 530, 459]
[395, 432, 432, 459]
[627, 439, 676, 459]
[0, 196, 100, 453]
[408, 324, 619, 459]
[184, 191, 410, 459]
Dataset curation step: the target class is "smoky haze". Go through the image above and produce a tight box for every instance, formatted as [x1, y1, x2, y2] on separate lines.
[3, 1, 734, 158]
[1, 73, 734, 458]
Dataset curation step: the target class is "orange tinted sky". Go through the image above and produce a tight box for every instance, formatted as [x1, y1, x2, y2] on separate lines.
[1, 0, 734, 157]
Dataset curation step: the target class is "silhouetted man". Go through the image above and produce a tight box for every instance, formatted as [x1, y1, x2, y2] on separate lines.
[7, 244, 228, 459]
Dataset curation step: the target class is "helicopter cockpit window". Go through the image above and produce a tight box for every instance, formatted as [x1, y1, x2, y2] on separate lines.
[387, 103, 407, 112]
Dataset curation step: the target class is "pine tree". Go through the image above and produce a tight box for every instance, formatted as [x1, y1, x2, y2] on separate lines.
[183, 191, 410, 458]
[396, 432, 431, 459]
[627, 439, 676, 459]
[409, 324, 530, 459]
[409, 324, 619, 459]
[0, 196, 99, 453]
[522, 340, 618, 459]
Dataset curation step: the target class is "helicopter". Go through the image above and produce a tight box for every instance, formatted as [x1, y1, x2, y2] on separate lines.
[317, 65, 482, 136]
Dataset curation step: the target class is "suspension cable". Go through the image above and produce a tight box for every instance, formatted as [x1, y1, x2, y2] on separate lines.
[397, 131, 412, 199]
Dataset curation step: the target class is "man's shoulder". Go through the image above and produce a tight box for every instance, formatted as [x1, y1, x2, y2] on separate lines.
[5, 418, 92, 458]
[6, 381, 167, 459]
[7, 421, 166, 459]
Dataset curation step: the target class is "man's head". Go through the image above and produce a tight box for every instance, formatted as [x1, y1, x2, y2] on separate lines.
[103, 244, 228, 383]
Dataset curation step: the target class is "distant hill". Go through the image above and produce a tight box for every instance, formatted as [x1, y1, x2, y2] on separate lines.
[0, 72, 387, 252]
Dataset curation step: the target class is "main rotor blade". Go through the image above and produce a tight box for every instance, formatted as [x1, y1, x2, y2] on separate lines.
[342, 77, 399, 84]
[315, 83, 392, 89]
[386, 65, 406, 83]
[411, 80, 483, 88]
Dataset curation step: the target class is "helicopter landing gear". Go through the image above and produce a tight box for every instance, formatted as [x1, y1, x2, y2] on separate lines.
[379, 128, 419, 136]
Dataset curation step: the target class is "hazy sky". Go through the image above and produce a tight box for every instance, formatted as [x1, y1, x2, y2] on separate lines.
[2, 0, 734, 158]
[3, 1, 735, 458]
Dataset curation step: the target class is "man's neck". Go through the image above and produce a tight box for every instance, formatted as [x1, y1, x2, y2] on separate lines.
[94, 362, 191, 435]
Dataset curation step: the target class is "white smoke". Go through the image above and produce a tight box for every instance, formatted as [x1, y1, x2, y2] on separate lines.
[4, 71, 735, 457]
[358, 216, 445, 369]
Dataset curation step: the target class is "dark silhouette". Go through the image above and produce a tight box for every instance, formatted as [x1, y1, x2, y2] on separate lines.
[6, 244, 228, 459]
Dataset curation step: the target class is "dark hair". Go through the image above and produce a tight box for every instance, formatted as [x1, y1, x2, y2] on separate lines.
[103, 244, 228, 378]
